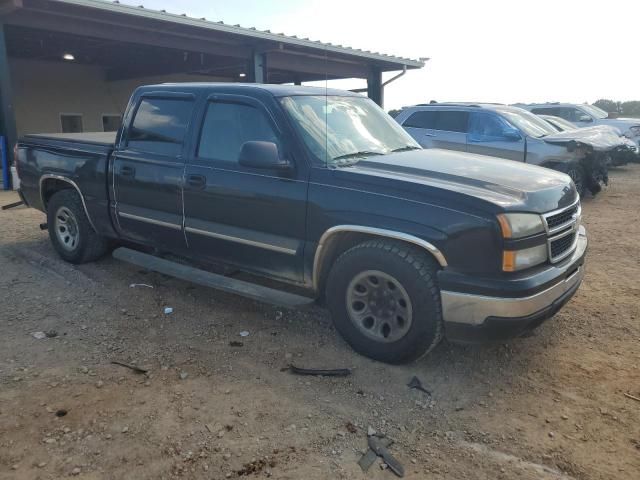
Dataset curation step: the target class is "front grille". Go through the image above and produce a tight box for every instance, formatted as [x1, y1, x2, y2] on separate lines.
[543, 202, 581, 263]
[546, 205, 578, 231]
[550, 232, 577, 260]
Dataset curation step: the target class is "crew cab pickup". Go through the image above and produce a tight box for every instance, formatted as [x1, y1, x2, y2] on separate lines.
[15, 83, 588, 364]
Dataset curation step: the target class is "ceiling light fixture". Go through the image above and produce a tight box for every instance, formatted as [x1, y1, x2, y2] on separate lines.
[239, 73, 246, 78]
[63, 53, 75, 61]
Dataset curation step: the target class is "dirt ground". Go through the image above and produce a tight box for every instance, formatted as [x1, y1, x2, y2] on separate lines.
[1, 166, 639, 480]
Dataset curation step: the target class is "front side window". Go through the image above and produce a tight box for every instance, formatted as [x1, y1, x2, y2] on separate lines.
[198, 102, 279, 163]
[556, 107, 588, 122]
[127, 98, 194, 156]
[468, 112, 512, 139]
[280, 95, 420, 167]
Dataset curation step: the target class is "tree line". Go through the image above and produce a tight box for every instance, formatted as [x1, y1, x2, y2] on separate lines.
[594, 99, 640, 117]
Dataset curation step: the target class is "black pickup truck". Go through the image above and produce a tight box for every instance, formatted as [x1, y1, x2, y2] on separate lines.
[15, 83, 587, 364]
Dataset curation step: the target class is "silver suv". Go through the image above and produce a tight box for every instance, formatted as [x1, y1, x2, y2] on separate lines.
[394, 103, 607, 196]
[520, 103, 640, 148]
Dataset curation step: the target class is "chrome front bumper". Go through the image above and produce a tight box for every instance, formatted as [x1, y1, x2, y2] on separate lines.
[441, 226, 587, 327]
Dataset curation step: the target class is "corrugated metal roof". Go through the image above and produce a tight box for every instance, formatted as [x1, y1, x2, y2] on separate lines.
[53, 0, 424, 68]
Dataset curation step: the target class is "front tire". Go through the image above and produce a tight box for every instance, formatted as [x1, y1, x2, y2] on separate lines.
[566, 164, 586, 197]
[47, 189, 110, 264]
[326, 239, 443, 364]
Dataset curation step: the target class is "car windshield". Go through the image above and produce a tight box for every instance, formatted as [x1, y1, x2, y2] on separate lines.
[581, 104, 608, 119]
[495, 107, 558, 138]
[545, 116, 577, 131]
[280, 95, 421, 167]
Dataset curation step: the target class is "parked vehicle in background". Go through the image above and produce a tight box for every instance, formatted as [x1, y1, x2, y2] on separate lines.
[520, 103, 640, 150]
[395, 103, 606, 196]
[15, 83, 588, 364]
[538, 114, 639, 166]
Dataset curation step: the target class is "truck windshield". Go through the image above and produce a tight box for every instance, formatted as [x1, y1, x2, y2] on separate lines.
[495, 107, 558, 138]
[280, 95, 420, 167]
[581, 104, 608, 119]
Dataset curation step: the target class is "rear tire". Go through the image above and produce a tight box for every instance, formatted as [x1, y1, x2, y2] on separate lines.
[326, 239, 443, 364]
[47, 189, 110, 264]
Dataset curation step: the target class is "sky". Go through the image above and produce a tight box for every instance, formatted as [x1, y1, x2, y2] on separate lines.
[118, 0, 640, 110]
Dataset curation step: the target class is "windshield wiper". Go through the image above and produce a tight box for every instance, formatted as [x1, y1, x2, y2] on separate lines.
[391, 145, 421, 153]
[332, 150, 384, 161]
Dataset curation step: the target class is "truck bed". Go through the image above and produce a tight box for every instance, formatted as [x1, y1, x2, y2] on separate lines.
[24, 131, 117, 147]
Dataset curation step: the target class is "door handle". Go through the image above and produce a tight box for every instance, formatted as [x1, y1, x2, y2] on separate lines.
[424, 132, 436, 137]
[187, 174, 206, 189]
[120, 165, 135, 177]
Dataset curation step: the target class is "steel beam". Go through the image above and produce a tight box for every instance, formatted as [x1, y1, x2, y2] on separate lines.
[367, 68, 383, 107]
[0, 23, 17, 165]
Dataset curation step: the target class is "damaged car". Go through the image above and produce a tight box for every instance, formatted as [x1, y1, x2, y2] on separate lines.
[394, 103, 610, 196]
[538, 114, 639, 166]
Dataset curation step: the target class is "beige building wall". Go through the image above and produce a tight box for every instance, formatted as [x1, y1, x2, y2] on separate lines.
[10, 58, 228, 136]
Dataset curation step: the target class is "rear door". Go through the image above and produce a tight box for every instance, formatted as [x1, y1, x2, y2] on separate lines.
[112, 93, 195, 251]
[182, 94, 308, 283]
[431, 110, 469, 151]
[466, 111, 525, 162]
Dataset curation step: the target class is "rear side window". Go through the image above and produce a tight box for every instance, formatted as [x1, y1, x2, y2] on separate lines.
[435, 111, 469, 133]
[198, 102, 279, 163]
[127, 98, 194, 156]
[402, 110, 437, 129]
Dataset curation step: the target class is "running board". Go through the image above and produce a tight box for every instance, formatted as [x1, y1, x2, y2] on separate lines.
[113, 247, 314, 308]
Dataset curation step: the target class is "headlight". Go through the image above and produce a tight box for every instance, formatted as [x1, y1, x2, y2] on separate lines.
[503, 244, 548, 272]
[497, 213, 545, 239]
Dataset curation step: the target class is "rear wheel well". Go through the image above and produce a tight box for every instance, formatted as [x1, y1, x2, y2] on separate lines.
[41, 178, 75, 209]
[315, 231, 444, 298]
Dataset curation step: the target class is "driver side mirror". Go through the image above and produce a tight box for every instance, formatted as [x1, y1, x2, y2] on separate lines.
[578, 115, 593, 123]
[502, 127, 522, 141]
[238, 141, 291, 171]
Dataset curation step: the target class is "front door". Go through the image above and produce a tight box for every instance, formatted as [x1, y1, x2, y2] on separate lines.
[466, 111, 525, 162]
[182, 95, 307, 283]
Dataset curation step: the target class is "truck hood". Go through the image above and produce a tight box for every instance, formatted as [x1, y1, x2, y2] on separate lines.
[598, 118, 640, 132]
[543, 126, 626, 151]
[344, 149, 577, 214]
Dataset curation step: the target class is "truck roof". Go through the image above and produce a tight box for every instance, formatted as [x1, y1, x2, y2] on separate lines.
[142, 82, 361, 98]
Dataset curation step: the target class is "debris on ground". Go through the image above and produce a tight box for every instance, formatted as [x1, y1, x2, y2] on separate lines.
[236, 457, 276, 476]
[1, 200, 24, 210]
[129, 283, 154, 289]
[623, 392, 640, 403]
[111, 361, 149, 374]
[163, 307, 173, 314]
[288, 365, 351, 377]
[31, 331, 46, 340]
[45, 330, 58, 338]
[179, 371, 188, 380]
[229, 341, 244, 347]
[346, 422, 357, 434]
[239, 330, 250, 337]
[55, 409, 68, 417]
[407, 376, 431, 395]
[359, 433, 405, 477]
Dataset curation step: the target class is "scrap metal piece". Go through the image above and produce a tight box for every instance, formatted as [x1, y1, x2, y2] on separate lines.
[368, 435, 405, 477]
[407, 376, 431, 395]
[110, 361, 148, 374]
[288, 365, 351, 377]
[1, 200, 24, 210]
[358, 436, 393, 472]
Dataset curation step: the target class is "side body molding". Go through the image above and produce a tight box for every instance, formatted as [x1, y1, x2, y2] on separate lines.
[39, 174, 97, 232]
[312, 225, 448, 291]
